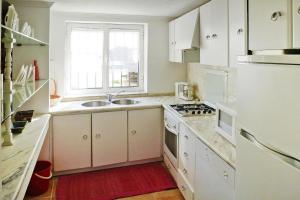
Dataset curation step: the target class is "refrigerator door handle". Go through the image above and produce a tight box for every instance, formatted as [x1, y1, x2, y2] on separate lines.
[240, 130, 300, 170]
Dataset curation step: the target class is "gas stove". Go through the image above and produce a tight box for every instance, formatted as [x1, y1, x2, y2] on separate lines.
[170, 103, 216, 117]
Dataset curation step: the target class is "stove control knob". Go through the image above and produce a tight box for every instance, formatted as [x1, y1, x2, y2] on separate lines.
[208, 110, 212, 114]
[192, 111, 195, 114]
[197, 111, 201, 114]
[185, 110, 189, 113]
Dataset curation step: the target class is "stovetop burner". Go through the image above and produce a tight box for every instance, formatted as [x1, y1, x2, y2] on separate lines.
[170, 103, 216, 116]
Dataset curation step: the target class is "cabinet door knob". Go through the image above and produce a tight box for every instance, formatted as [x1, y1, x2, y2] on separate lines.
[223, 171, 229, 180]
[271, 11, 282, 21]
[181, 185, 186, 191]
[131, 130, 137, 135]
[184, 152, 189, 157]
[82, 135, 88, 140]
[183, 168, 188, 174]
[298, 7, 300, 14]
[206, 35, 210, 39]
[96, 133, 101, 139]
[237, 28, 243, 34]
[212, 34, 218, 39]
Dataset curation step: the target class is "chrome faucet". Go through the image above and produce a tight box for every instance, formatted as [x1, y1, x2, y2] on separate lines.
[107, 90, 125, 102]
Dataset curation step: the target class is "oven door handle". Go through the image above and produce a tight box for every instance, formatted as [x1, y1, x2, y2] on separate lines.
[165, 122, 177, 135]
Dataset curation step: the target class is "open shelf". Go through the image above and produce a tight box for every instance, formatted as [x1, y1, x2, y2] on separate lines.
[2, 79, 49, 122]
[1, 25, 48, 46]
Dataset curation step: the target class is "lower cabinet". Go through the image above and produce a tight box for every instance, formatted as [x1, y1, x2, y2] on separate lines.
[53, 114, 91, 172]
[195, 137, 235, 200]
[128, 108, 162, 161]
[92, 111, 127, 167]
[53, 108, 163, 172]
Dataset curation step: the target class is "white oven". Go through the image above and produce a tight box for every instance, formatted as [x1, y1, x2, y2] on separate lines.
[163, 110, 179, 168]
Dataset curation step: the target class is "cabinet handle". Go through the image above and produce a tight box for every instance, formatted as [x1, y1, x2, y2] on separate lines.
[131, 130, 137, 135]
[206, 35, 210, 39]
[237, 28, 243, 35]
[181, 185, 186, 191]
[183, 168, 188, 174]
[184, 135, 189, 140]
[82, 135, 88, 140]
[212, 34, 218, 39]
[271, 11, 282, 21]
[223, 171, 229, 180]
[184, 152, 189, 157]
[298, 7, 300, 14]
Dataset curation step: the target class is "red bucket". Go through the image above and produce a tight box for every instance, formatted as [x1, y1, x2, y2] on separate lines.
[26, 160, 52, 196]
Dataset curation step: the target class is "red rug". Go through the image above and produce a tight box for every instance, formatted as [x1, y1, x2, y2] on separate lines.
[56, 162, 177, 200]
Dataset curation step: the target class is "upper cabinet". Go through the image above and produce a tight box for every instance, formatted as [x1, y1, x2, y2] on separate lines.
[169, 21, 183, 63]
[248, 0, 292, 50]
[169, 8, 200, 63]
[229, 0, 247, 67]
[199, 0, 229, 67]
[293, 0, 300, 48]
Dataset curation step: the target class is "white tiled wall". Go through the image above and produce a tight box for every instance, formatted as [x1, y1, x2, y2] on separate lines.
[187, 63, 237, 103]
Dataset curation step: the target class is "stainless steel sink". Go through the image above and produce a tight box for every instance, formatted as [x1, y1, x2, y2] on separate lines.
[81, 101, 110, 107]
[111, 99, 139, 105]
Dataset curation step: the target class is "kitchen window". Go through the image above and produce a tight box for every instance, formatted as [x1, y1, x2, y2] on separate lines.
[65, 22, 145, 95]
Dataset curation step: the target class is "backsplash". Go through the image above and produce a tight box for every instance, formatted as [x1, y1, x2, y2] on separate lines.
[187, 63, 237, 103]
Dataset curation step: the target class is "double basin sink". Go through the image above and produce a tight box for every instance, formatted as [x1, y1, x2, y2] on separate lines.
[81, 99, 139, 107]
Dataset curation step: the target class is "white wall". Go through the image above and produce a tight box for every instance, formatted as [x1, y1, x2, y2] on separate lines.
[50, 11, 186, 96]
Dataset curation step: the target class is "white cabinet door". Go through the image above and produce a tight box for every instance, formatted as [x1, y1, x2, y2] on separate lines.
[248, 0, 291, 50]
[53, 114, 91, 172]
[128, 108, 162, 161]
[200, 0, 228, 67]
[293, 0, 300, 47]
[178, 124, 196, 188]
[199, 2, 213, 65]
[175, 8, 200, 50]
[169, 20, 183, 63]
[92, 111, 127, 167]
[169, 21, 175, 61]
[195, 138, 235, 200]
[229, 0, 246, 67]
[210, 0, 228, 67]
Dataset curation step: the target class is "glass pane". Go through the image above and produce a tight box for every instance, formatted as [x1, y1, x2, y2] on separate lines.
[108, 30, 140, 88]
[70, 28, 104, 89]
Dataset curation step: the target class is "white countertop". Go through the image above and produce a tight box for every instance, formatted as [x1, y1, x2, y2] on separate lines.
[1, 114, 51, 200]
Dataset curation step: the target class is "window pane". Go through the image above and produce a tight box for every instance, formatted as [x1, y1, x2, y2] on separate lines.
[109, 30, 140, 88]
[70, 28, 104, 89]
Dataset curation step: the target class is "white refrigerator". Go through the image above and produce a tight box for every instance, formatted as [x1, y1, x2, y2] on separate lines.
[236, 62, 300, 200]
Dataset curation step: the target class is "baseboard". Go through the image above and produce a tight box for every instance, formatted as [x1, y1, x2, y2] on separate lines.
[54, 157, 163, 176]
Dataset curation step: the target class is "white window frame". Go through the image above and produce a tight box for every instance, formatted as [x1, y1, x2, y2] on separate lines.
[65, 22, 145, 96]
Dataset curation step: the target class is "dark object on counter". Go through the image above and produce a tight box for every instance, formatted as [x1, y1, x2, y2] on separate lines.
[11, 120, 27, 134]
[15, 110, 34, 122]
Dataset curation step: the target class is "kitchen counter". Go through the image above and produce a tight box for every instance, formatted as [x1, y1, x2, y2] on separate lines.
[51, 95, 236, 168]
[1, 114, 51, 200]
[50, 96, 190, 115]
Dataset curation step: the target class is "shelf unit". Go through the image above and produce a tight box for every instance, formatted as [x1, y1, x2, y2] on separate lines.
[1, 1, 52, 147]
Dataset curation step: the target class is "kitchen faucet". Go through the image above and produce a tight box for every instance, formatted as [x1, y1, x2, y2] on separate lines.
[107, 90, 125, 102]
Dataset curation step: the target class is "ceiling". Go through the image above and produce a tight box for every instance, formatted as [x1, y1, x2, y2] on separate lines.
[51, 0, 208, 18]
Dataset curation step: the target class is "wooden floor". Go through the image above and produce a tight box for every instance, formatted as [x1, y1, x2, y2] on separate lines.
[26, 177, 184, 200]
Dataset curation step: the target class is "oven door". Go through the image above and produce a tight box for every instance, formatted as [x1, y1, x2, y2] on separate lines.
[164, 122, 178, 167]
